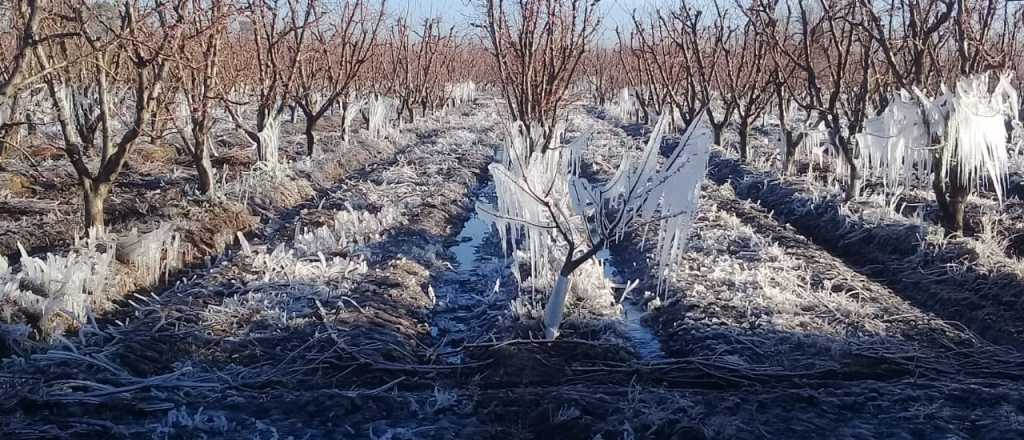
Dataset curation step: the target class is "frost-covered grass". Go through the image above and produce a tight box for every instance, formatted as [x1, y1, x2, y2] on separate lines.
[225, 160, 315, 211]
[248, 244, 369, 283]
[293, 204, 403, 257]
[204, 101, 502, 339]
[664, 185, 900, 339]
[1, 233, 115, 337]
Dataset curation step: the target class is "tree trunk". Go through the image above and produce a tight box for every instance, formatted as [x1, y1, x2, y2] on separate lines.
[542, 272, 572, 340]
[781, 130, 800, 176]
[82, 180, 110, 230]
[837, 136, 860, 201]
[637, 97, 649, 125]
[737, 119, 750, 162]
[404, 100, 415, 124]
[845, 160, 862, 201]
[0, 126, 15, 158]
[934, 166, 970, 234]
[1007, 117, 1015, 145]
[26, 111, 36, 135]
[340, 103, 351, 143]
[1, 95, 22, 158]
[254, 135, 265, 163]
[945, 185, 968, 233]
[194, 144, 214, 195]
[711, 124, 724, 146]
[304, 122, 316, 157]
[829, 129, 860, 201]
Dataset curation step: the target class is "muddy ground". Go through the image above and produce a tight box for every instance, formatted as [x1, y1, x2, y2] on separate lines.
[3, 101, 1024, 439]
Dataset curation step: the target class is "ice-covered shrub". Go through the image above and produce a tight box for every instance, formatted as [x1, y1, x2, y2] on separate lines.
[446, 82, 477, 108]
[856, 72, 1019, 230]
[342, 96, 367, 141]
[858, 73, 1018, 196]
[256, 114, 281, 164]
[604, 88, 639, 123]
[116, 223, 183, 287]
[482, 113, 711, 338]
[368, 95, 397, 140]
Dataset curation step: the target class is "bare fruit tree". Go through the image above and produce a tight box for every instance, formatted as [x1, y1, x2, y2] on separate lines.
[169, 0, 232, 195]
[751, 0, 875, 201]
[224, 0, 314, 163]
[481, 0, 601, 154]
[293, 0, 385, 155]
[620, 9, 697, 127]
[0, 0, 46, 159]
[661, 2, 735, 145]
[385, 16, 458, 124]
[35, 0, 183, 229]
[580, 46, 625, 107]
[718, 10, 774, 162]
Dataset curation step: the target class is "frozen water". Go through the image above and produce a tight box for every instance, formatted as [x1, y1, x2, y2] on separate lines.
[451, 183, 496, 272]
[597, 249, 665, 361]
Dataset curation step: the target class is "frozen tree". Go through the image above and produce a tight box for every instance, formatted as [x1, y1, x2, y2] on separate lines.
[35, 0, 183, 229]
[223, 0, 314, 163]
[169, 0, 231, 195]
[482, 0, 601, 153]
[0, 1, 33, 157]
[605, 88, 640, 123]
[481, 113, 711, 339]
[366, 94, 396, 140]
[857, 72, 1019, 232]
[849, 0, 1015, 232]
[446, 82, 478, 109]
[292, 0, 386, 155]
[341, 93, 366, 141]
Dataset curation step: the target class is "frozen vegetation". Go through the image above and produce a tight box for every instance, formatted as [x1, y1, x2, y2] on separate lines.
[4, 0, 1024, 438]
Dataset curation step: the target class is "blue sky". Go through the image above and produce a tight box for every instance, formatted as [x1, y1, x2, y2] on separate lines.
[400, 0, 656, 40]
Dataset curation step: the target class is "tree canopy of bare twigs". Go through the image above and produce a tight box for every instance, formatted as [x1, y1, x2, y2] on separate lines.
[481, 0, 601, 154]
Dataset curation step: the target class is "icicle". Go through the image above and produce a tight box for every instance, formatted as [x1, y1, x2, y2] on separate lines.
[857, 72, 1015, 203]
